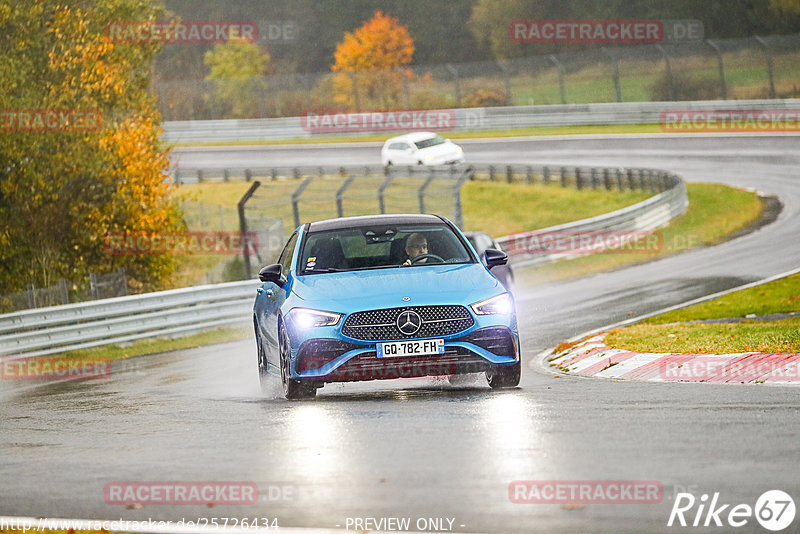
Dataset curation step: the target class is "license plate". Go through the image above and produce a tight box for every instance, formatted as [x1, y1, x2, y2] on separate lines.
[377, 338, 445, 358]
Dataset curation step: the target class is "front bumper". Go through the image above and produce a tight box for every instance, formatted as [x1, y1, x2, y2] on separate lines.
[291, 325, 519, 383]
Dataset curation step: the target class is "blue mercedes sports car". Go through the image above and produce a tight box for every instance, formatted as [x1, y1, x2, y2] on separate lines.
[253, 214, 520, 399]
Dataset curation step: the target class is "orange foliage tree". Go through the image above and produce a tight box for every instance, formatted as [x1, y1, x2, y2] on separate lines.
[331, 11, 415, 109]
[0, 1, 182, 294]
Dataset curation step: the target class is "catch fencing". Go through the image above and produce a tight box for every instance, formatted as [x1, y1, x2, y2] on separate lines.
[0, 164, 686, 359]
[155, 33, 800, 122]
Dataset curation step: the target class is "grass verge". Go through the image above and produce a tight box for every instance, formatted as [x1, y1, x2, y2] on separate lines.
[515, 183, 765, 286]
[57, 325, 251, 363]
[605, 272, 800, 353]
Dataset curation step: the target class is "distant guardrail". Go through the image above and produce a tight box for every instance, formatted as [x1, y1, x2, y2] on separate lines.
[161, 99, 800, 143]
[0, 164, 686, 359]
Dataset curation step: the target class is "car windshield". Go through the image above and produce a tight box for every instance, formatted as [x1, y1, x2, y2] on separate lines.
[414, 135, 446, 149]
[298, 223, 474, 274]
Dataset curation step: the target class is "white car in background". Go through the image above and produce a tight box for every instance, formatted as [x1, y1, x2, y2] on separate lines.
[381, 132, 464, 166]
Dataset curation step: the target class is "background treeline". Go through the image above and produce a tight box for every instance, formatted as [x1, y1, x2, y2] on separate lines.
[156, 0, 800, 80]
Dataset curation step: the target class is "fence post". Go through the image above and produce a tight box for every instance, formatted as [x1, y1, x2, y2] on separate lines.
[616, 168, 624, 191]
[378, 172, 397, 214]
[576, 168, 583, 190]
[197, 169, 204, 183]
[292, 177, 314, 228]
[591, 168, 599, 189]
[754, 36, 777, 99]
[603, 168, 611, 190]
[347, 71, 360, 111]
[706, 40, 728, 99]
[238, 180, 261, 279]
[336, 175, 356, 218]
[488, 165, 495, 182]
[497, 60, 512, 104]
[395, 67, 411, 109]
[528, 165, 535, 185]
[58, 278, 69, 304]
[27, 283, 35, 308]
[655, 45, 676, 101]
[506, 165, 513, 184]
[548, 55, 566, 104]
[452, 167, 473, 229]
[118, 268, 128, 296]
[418, 172, 437, 213]
[602, 48, 622, 102]
[445, 64, 461, 107]
[560, 166, 567, 188]
[90, 273, 98, 300]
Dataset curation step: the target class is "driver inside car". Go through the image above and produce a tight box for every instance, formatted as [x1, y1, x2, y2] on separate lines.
[403, 232, 429, 265]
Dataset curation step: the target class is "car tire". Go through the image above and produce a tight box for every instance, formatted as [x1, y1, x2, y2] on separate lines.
[486, 360, 521, 389]
[279, 322, 316, 400]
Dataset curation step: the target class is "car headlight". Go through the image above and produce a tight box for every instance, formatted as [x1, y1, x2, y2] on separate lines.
[288, 308, 342, 328]
[425, 154, 436, 161]
[470, 293, 513, 315]
[456, 146, 463, 153]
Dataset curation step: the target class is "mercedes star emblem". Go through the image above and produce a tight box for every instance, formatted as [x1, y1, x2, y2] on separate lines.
[396, 310, 422, 335]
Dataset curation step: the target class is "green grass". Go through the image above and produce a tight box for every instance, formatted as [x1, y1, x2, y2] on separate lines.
[644, 272, 800, 324]
[606, 318, 800, 354]
[605, 271, 800, 354]
[515, 183, 764, 286]
[58, 325, 251, 362]
[460, 181, 651, 236]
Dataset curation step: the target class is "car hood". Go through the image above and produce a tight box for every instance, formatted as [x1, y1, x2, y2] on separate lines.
[420, 142, 461, 157]
[290, 263, 502, 313]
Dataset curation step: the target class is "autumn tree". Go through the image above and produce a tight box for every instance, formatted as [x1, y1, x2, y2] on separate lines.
[0, 0, 182, 295]
[204, 43, 271, 118]
[331, 10, 414, 109]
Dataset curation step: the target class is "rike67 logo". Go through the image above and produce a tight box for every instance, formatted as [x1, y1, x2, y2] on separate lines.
[668, 490, 795, 531]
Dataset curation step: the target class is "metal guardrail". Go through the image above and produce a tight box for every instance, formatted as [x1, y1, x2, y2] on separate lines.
[0, 280, 258, 359]
[0, 164, 686, 359]
[497, 175, 688, 267]
[161, 99, 800, 143]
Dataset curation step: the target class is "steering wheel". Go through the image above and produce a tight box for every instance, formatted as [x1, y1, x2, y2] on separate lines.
[411, 253, 444, 264]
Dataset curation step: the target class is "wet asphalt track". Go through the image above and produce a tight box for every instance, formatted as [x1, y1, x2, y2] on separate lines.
[2, 135, 800, 533]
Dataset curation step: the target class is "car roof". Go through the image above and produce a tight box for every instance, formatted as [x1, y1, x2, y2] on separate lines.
[384, 132, 441, 144]
[307, 213, 446, 233]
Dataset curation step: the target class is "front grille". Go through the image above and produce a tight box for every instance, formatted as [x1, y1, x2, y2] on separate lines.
[342, 305, 474, 341]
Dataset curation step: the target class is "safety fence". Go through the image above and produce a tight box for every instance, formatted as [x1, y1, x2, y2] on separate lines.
[155, 32, 800, 122]
[0, 164, 686, 359]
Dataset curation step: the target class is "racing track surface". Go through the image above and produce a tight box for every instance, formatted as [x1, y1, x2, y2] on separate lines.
[2, 135, 799, 533]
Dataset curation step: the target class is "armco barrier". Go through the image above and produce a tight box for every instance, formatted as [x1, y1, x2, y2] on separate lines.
[497, 173, 688, 266]
[161, 99, 800, 143]
[0, 165, 687, 359]
[0, 280, 258, 359]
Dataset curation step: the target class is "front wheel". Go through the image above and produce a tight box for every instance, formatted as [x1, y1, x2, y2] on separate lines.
[279, 324, 316, 400]
[486, 360, 521, 389]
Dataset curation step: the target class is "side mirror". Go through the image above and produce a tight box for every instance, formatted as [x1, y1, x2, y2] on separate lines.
[483, 249, 507, 270]
[258, 264, 285, 286]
